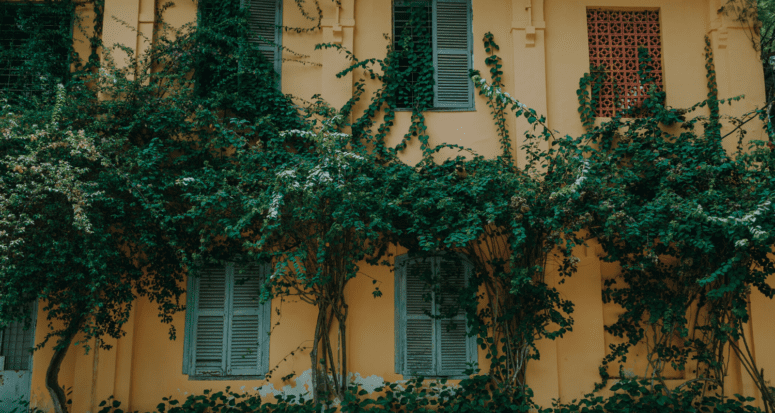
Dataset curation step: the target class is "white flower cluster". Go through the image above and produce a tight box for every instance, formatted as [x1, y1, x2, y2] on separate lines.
[176, 177, 197, 186]
[549, 158, 590, 200]
[472, 75, 528, 109]
[98, 67, 117, 84]
[705, 200, 772, 245]
[0, 85, 110, 261]
[265, 129, 365, 221]
[279, 129, 352, 141]
[279, 129, 317, 138]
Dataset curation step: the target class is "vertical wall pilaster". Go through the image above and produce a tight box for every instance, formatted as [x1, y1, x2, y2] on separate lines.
[511, 3, 558, 401]
[101, 0, 141, 73]
[706, 0, 767, 151]
[112, 304, 137, 410]
[511, 0, 549, 169]
[320, 0, 355, 111]
[137, 0, 156, 80]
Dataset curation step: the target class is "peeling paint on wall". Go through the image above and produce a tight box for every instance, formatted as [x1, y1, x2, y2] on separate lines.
[256, 369, 313, 400]
[348, 372, 386, 394]
[253, 370, 387, 402]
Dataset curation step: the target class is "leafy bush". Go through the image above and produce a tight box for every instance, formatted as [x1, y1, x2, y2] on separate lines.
[554, 379, 761, 413]
[94, 377, 764, 413]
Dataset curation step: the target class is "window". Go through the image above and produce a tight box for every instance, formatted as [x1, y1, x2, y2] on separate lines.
[244, 0, 283, 81]
[0, 311, 36, 371]
[394, 253, 476, 377]
[198, 0, 282, 87]
[586, 9, 663, 117]
[0, 4, 72, 96]
[393, 0, 474, 110]
[182, 263, 271, 379]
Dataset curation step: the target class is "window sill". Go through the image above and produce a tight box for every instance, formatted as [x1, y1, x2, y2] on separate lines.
[187, 374, 267, 381]
[393, 107, 476, 113]
[400, 373, 472, 380]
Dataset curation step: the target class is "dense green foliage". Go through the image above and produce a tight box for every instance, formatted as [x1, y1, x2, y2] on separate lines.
[90, 378, 761, 413]
[2, 1, 775, 413]
[579, 41, 775, 405]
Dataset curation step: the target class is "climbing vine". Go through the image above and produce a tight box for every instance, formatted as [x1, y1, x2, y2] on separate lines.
[571, 34, 775, 413]
[1, 1, 775, 413]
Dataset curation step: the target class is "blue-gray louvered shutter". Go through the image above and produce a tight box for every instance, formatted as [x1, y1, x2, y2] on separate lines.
[192, 267, 228, 376]
[245, 0, 282, 78]
[435, 256, 471, 376]
[403, 257, 436, 375]
[432, 0, 473, 109]
[227, 264, 265, 375]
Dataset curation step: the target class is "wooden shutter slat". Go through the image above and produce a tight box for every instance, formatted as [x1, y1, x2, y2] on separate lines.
[439, 318, 468, 375]
[433, 0, 473, 109]
[436, 256, 466, 316]
[198, 268, 227, 310]
[194, 315, 226, 375]
[246, 0, 276, 47]
[243, 0, 282, 83]
[406, 318, 435, 374]
[193, 268, 228, 376]
[228, 264, 263, 375]
[436, 255, 470, 376]
[406, 258, 434, 316]
[404, 257, 436, 375]
[229, 315, 260, 374]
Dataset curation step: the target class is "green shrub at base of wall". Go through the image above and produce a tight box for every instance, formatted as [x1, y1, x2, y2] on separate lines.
[86, 377, 761, 413]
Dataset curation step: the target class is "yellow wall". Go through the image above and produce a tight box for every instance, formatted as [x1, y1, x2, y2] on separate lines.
[26, 0, 771, 411]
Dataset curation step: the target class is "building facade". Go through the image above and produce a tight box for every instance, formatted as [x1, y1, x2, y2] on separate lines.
[0, 0, 772, 412]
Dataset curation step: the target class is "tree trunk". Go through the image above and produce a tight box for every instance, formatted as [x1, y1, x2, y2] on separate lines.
[310, 306, 325, 403]
[46, 328, 77, 413]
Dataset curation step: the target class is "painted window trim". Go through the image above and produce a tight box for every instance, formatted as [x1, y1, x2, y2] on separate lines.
[394, 252, 477, 379]
[182, 262, 272, 381]
[392, 0, 475, 112]
[241, 0, 283, 88]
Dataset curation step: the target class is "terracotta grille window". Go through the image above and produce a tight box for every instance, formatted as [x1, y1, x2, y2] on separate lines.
[586, 9, 663, 117]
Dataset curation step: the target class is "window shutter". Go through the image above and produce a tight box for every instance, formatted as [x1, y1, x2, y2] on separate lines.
[404, 257, 435, 375]
[432, 0, 473, 109]
[192, 267, 228, 376]
[436, 256, 469, 376]
[227, 264, 264, 375]
[245, 0, 282, 77]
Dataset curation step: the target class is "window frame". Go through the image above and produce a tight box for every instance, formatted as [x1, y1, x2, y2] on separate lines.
[0, 2, 75, 95]
[182, 262, 272, 381]
[0, 300, 38, 372]
[241, 0, 283, 87]
[394, 252, 477, 379]
[392, 0, 475, 112]
[196, 0, 283, 89]
[585, 7, 665, 118]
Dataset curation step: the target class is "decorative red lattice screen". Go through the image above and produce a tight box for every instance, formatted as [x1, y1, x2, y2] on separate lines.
[586, 9, 663, 117]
